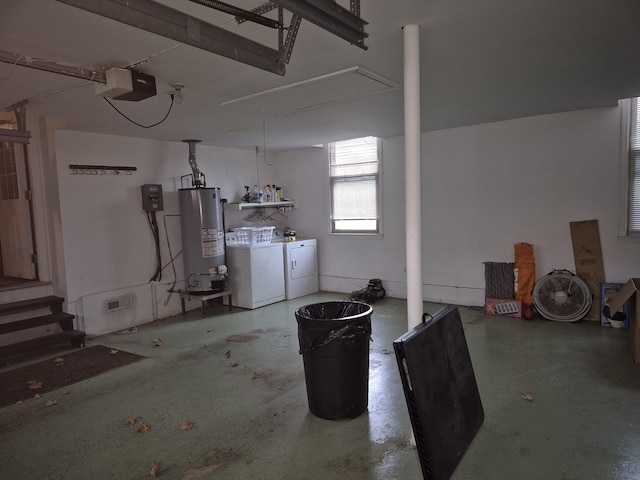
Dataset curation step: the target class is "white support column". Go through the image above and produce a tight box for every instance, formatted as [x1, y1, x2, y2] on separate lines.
[404, 23, 423, 330]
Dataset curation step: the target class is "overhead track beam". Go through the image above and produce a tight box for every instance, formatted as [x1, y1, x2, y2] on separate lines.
[187, 0, 282, 29]
[55, 0, 285, 76]
[0, 49, 106, 83]
[280, 14, 302, 65]
[0, 100, 31, 144]
[235, 2, 277, 25]
[270, 0, 368, 50]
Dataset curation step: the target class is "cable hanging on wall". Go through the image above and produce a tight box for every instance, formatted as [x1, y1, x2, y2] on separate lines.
[147, 210, 162, 282]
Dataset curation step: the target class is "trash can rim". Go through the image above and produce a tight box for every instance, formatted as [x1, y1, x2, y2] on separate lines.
[295, 301, 373, 321]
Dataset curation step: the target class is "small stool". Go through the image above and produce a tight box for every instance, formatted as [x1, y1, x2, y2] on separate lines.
[180, 290, 233, 317]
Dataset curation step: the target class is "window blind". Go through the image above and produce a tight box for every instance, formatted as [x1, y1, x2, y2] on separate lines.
[329, 136, 380, 233]
[629, 99, 640, 232]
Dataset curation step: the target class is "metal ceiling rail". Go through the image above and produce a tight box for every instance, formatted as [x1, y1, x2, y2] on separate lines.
[0, 100, 31, 144]
[55, 0, 285, 75]
[0, 49, 107, 83]
[235, 1, 278, 25]
[270, 0, 368, 50]
[187, 0, 282, 29]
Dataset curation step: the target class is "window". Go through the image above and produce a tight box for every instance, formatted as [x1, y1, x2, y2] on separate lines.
[628, 99, 640, 234]
[0, 141, 19, 201]
[329, 136, 381, 234]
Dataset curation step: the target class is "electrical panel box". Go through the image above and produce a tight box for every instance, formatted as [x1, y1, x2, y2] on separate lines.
[141, 184, 163, 211]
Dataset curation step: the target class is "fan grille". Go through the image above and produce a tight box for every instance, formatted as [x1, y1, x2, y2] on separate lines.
[533, 270, 592, 322]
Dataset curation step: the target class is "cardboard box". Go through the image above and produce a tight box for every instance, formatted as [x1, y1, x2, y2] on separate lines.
[605, 279, 640, 363]
[570, 220, 605, 321]
[601, 283, 630, 328]
[485, 298, 522, 318]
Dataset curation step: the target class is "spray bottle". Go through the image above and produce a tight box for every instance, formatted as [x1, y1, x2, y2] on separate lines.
[242, 186, 251, 203]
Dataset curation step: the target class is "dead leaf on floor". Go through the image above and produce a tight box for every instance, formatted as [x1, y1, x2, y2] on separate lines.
[124, 415, 141, 425]
[45, 400, 57, 407]
[521, 393, 534, 402]
[252, 372, 260, 379]
[137, 422, 150, 433]
[15, 400, 23, 405]
[182, 464, 220, 480]
[27, 380, 43, 390]
[224, 350, 231, 359]
[207, 329, 213, 333]
[228, 363, 238, 368]
[53, 357, 64, 363]
[64, 390, 72, 395]
[150, 461, 161, 476]
[34, 393, 41, 399]
[109, 349, 119, 355]
[180, 419, 193, 431]
[153, 337, 164, 347]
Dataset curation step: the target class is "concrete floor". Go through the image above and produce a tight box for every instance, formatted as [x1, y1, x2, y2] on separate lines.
[1, 292, 640, 480]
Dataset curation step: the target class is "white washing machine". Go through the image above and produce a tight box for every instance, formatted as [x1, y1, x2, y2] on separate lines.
[226, 242, 285, 309]
[283, 239, 319, 300]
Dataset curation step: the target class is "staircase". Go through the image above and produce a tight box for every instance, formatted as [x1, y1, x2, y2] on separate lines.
[0, 296, 85, 357]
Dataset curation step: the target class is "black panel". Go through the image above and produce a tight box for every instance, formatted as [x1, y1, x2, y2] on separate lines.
[393, 306, 484, 480]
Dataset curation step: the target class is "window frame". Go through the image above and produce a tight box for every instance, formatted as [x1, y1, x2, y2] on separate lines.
[328, 136, 382, 235]
[0, 141, 20, 201]
[621, 98, 640, 237]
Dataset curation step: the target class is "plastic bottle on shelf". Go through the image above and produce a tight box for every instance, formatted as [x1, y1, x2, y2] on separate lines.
[264, 185, 272, 202]
[258, 185, 264, 203]
[252, 185, 259, 203]
[275, 186, 282, 202]
[242, 186, 251, 203]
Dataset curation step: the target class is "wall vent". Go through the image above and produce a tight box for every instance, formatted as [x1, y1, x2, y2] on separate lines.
[104, 294, 135, 314]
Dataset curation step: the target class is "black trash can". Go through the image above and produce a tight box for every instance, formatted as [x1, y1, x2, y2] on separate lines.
[296, 301, 373, 420]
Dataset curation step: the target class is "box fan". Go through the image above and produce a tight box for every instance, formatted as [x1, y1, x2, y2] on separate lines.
[532, 269, 592, 322]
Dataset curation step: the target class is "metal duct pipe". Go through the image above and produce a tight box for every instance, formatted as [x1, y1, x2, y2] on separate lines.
[183, 139, 205, 187]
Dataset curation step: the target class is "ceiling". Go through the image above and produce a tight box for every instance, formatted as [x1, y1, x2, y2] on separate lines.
[2, 0, 640, 152]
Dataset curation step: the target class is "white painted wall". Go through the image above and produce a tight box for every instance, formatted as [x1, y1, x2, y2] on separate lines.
[37, 104, 640, 335]
[55, 131, 272, 335]
[275, 105, 640, 306]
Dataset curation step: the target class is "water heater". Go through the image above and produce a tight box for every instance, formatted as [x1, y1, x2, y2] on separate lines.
[179, 187, 226, 293]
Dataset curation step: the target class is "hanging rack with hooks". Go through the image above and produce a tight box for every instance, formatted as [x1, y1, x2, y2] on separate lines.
[69, 164, 137, 175]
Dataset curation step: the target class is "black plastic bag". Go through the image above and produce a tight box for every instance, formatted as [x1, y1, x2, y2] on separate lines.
[296, 301, 372, 354]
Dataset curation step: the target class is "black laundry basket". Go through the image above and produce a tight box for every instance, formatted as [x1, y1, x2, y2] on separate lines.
[296, 301, 373, 420]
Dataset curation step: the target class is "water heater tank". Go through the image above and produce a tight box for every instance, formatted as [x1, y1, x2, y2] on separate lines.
[179, 187, 226, 293]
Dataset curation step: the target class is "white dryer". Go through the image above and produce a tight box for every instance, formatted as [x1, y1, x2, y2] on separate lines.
[283, 239, 319, 300]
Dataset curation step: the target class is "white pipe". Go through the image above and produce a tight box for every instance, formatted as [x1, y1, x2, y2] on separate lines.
[404, 24, 423, 330]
